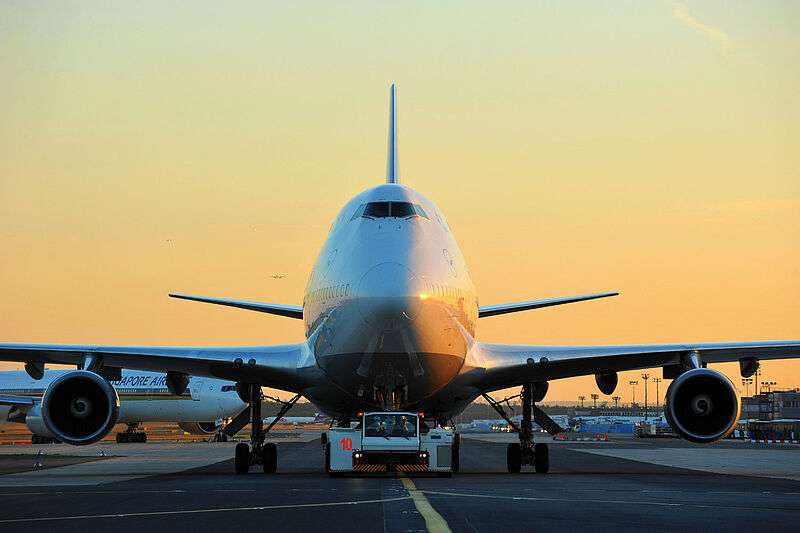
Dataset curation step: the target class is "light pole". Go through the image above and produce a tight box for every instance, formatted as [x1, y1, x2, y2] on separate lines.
[762, 381, 777, 393]
[612, 396, 620, 409]
[653, 378, 662, 416]
[591, 393, 599, 409]
[755, 367, 762, 395]
[578, 395, 585, 409]
[642, 374, 650, 421]
[741, 378, 753, 397]
[629, 380, 638, 407]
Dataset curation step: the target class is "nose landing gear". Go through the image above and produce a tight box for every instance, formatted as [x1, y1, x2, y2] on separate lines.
[483, 382, 562, 474]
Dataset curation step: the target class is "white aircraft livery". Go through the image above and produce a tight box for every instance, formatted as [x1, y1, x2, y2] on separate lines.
[1, 85, 798, 474]
[0, 369, 245, 443]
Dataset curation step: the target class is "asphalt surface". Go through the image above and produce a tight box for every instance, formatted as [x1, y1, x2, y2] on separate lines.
[1, 437, 798, 532]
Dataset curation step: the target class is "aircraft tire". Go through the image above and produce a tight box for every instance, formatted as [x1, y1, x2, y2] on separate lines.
[534, 443, 549, 473]
[235, 443, 250, 474]
[506, 443, 522, 473]
[263, 442, 277, 474]
[138, 433, 147, 443]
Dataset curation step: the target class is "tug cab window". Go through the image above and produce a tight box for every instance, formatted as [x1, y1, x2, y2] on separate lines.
[353, 202, 429, 220]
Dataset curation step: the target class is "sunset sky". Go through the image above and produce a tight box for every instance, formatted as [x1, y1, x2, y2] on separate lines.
[1, 1, 798, 404]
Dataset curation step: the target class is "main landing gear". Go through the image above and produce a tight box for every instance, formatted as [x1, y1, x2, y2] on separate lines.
[483, 382, 562, 474]
[31, 434, 59, 444]
[116, 423, 147, 443]
[227, 384, 300, 475]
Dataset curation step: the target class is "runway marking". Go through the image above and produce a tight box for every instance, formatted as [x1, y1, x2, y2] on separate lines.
[419, 490, 799, 512]
[399, 476, 452, 533]
[0, 496, 412, 524]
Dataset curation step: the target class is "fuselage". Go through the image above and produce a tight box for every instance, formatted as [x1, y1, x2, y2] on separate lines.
[302, 184, 479, 415]
[0, 369, 245, 423]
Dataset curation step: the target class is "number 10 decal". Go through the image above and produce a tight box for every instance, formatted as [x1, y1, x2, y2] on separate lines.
[341, 438, 353, 451]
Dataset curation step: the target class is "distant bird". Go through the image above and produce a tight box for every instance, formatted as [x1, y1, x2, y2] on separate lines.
[272, 274, 285, 279]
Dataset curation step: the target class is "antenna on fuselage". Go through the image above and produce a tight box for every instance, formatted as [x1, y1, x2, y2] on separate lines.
[386, 84, 399, 184]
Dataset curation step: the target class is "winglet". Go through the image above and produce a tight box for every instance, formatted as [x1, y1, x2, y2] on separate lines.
[386, 84, 399, 184]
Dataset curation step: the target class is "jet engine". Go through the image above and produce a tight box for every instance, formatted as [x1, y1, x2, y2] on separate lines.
[37, 370, 120, 445]
[177, 421, 222, 435]
[664, 368, 741, 443]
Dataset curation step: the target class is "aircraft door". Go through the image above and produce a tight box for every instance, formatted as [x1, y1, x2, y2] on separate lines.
[190, 380, 204, 401]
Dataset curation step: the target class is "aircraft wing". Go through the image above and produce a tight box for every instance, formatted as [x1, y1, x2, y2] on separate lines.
[168, 293, 303, 319]
[0, 343, 318, 393]
[470, 340, 800, 392]
[0, 394, 37, 407]
[478, 292, 618, 318]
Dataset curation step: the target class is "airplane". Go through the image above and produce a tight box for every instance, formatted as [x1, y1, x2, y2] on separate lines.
[0, 369, 246, 443]
[271, 413, 328, 426]
[1, 84, 798, 474]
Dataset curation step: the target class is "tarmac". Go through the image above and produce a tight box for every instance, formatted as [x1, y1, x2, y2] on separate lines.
[0, 431, 798, 532]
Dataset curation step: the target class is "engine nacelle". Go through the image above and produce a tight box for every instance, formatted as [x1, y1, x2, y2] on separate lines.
[177, 421, 222, 435]
[664, 368, 741, 444]
[24, 404, 54, 438]
[40, 370, 120, 446]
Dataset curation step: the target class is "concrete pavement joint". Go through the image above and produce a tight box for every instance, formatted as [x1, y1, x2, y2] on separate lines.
[0, 495, 413, 524]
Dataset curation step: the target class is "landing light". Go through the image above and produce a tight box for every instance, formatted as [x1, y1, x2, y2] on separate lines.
[418, 294, 429, 300]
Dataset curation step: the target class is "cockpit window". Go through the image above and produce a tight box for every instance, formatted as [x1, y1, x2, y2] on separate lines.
[350, 203, 367, 220]
[355, 201, 428, 220]
[391, 202, 416, 218]
[363, 202, 390, 218]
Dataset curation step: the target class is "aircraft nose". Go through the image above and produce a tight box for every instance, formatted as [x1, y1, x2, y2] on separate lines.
[357, 262, 424, 331]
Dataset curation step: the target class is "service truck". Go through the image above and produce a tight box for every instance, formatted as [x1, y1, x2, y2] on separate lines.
[322, 412, 458, 476]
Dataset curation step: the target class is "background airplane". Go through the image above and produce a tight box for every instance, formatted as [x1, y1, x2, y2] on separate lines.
[0, 369, 245, 443]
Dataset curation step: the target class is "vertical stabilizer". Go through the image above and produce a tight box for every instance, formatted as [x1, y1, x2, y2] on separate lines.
[386, 84, 399, 184]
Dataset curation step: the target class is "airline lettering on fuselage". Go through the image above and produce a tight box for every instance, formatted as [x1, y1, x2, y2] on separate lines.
[112, 375, 168, 388]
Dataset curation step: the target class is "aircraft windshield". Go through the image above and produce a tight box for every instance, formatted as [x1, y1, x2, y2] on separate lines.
[352, 202, 429, 220]
[363, 414, 417, 438]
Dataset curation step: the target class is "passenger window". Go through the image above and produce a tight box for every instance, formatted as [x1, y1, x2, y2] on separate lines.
[363, 202, 390, 218]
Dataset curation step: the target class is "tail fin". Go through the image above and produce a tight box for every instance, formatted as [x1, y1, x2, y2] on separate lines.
[386, 84, 399, 184]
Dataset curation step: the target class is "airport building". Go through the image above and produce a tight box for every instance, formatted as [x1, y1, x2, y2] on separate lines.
[741, 389, 800, 421]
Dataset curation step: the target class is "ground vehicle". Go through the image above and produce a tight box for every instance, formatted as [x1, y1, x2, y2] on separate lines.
[323, 412, 457, 476]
